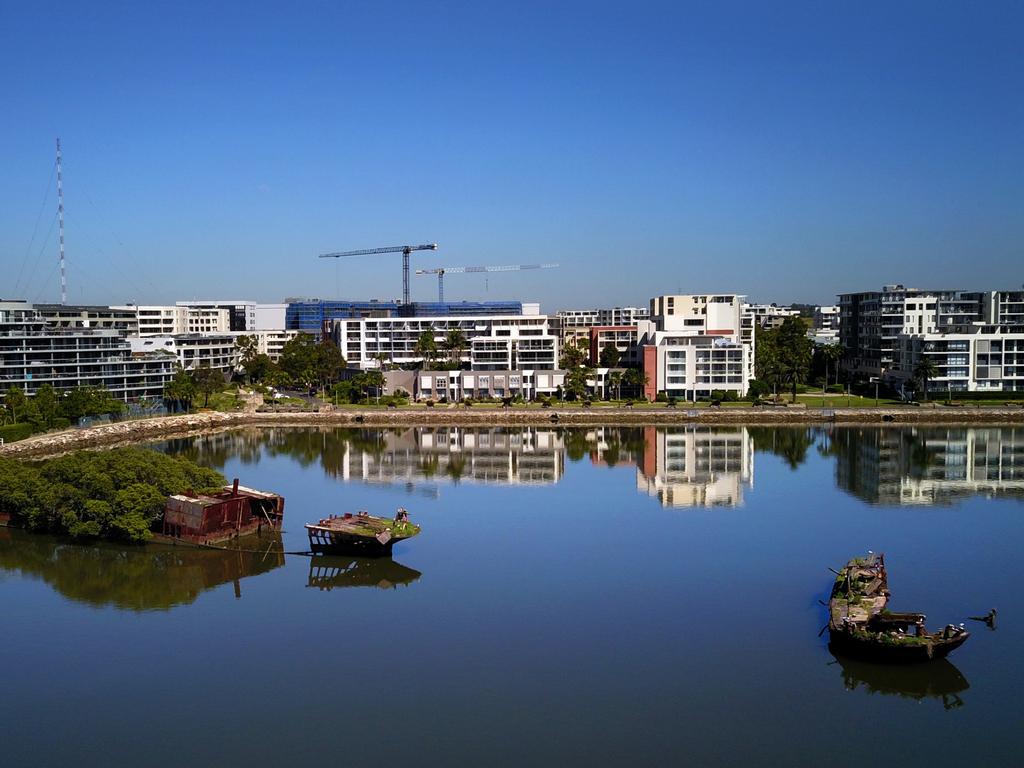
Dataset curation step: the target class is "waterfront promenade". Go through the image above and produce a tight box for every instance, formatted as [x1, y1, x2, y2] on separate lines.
[2, 405, 1023, 458]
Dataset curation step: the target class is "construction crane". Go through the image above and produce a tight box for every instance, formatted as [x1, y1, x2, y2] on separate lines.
[319, 243, 438, 305]
[415, 263, 559, 303]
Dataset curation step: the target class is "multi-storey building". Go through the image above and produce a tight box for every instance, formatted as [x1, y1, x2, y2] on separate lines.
[0, 301, 175, 401]
[34, 304, 140, 335]
[839, 286, 1024, 391]
[556, 306, 649, 329]
[639, 294, 754, 401]
[128, 334, 239, 373]
[177, 300, 257, 332]
[743, 303, 799, 329]
[120, 305, 189, 336]
[254, 303, 288, 331]
[286, 299, 525, 334]
[331, 310, 559, 372]
[384, 368, 566, 402]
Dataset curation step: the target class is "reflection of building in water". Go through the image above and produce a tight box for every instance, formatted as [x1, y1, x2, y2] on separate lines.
[331, 427, 565, 486]
[832, 427, 1024, 505]
[636, 426, 753, 507]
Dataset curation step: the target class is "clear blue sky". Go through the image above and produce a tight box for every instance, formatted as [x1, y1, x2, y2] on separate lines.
[2, 1, 1022, 311]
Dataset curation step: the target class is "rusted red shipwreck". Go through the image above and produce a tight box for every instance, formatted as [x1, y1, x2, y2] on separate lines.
[159, 479, 284, 545]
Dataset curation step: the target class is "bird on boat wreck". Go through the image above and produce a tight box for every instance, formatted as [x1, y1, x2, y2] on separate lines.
[827, 552, 969, 663]
[305, 508, 420, 557]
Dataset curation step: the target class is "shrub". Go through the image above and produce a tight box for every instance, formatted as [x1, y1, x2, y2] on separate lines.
[655, 391, 669, 403]
[0, 423, 35, 443]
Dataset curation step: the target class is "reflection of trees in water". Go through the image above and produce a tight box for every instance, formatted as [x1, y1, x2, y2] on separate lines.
[0, 528, 284, 611]
[830, 647, 969, 710]
[748, 427, 823, 469]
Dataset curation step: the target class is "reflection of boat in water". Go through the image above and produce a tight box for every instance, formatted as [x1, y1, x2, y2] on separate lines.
[307, 556, 421, 591]
[830, 648, 969, 709]
[828, 553, 969, 662]
[0, 528, 284, 610]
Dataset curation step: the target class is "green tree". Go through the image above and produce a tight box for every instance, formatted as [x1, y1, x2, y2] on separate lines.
[775, 317, 813, 402]
[315, 338, 347, 391]
[609, 370, 624, 401]
[33, 384, 59, 428]
[622, 367, 648, 400]
[599, 343, 621, 368]
[164, 366, 197, 411]
[754, 325, 782, 396]
[822, 342, 844, 389]
[192, 366, 225, 408]
[3, 387, 29, 424]
[415, 331, 437, 368]
[444, 328, 467, 367]
[913, 356, 939, 401]
[279, 333, 319, 388]
[560, 340, 589, 369]
[236, 335, 260, 366]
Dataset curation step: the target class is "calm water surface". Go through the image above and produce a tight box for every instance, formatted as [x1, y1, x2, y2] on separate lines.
[2, 425, 1022, 766]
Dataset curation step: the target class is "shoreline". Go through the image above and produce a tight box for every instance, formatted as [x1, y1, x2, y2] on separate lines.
[2, 405, 1024, 459]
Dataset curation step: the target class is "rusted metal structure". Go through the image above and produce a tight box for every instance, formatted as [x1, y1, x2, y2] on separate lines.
[160, 479, 284, 545]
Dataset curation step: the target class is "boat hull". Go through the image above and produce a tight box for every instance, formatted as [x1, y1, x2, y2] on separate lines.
[828, 628, 969, 663]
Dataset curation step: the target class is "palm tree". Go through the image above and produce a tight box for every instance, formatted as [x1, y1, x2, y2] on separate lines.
[913, 356, 939, 401]
[415, 331, 437, 369]
[822, 342, 843, 389]
[444, 328, 467, 367]
[609, 370, 624, 402]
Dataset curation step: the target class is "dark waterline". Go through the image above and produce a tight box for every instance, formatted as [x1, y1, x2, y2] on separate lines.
[1, 425, 1021, 766]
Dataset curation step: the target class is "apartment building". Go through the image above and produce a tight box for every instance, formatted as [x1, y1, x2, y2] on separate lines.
[556, 306, 649, 328]
[744, 303, 799, 329]
[34, 304, 140, 335]
[128, 334, 239, 372]
[286, 299, 524, 334]
[177, 300, 257, 332]
[639, 294, 754, 401]
[331, 310, 559, 372]
[839, 285, 1024, 392]
[385, 368, 566, 402]
[0, 301, 175, 401]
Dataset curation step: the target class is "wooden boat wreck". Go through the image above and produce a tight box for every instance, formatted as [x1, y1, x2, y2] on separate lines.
[828, 553, 969, 663]
[305, 508, 420, 557]
[158, 479, 285, 546]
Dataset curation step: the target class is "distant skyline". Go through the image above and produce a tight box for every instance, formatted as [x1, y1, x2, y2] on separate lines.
[2, 1, 1022, 312]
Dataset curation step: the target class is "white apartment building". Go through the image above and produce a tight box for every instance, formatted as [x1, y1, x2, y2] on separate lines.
[840, 286, 1024, 392]
[384, 368, 567, 402]
[893, 325, 1024, 394]
[331, 312, 560, 372]
[34, 304, 140, 335]
[556, 306, 650, 328]
[230, 329, 301, 362]
[0, 302, 175, 401]
[177, 300, 257, 332]
[744, 303, 799, 329]
[128, 334, 239, 373]
[640, 294, 755, 400]
[119, 305, 189, 336]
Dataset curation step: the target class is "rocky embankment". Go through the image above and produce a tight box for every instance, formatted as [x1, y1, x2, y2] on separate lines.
[2, 405, 1023, 459]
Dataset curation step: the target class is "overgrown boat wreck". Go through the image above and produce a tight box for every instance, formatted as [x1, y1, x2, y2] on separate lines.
[158, 480, 285, 546]
[306, 509, 420, 557]
[828, 553, 969, 663]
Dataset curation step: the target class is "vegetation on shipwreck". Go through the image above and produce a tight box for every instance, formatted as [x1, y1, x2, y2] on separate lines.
[0, 448, 225, 542]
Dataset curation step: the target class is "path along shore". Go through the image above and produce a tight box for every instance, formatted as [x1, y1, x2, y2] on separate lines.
[2, 405, 1023, 459]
